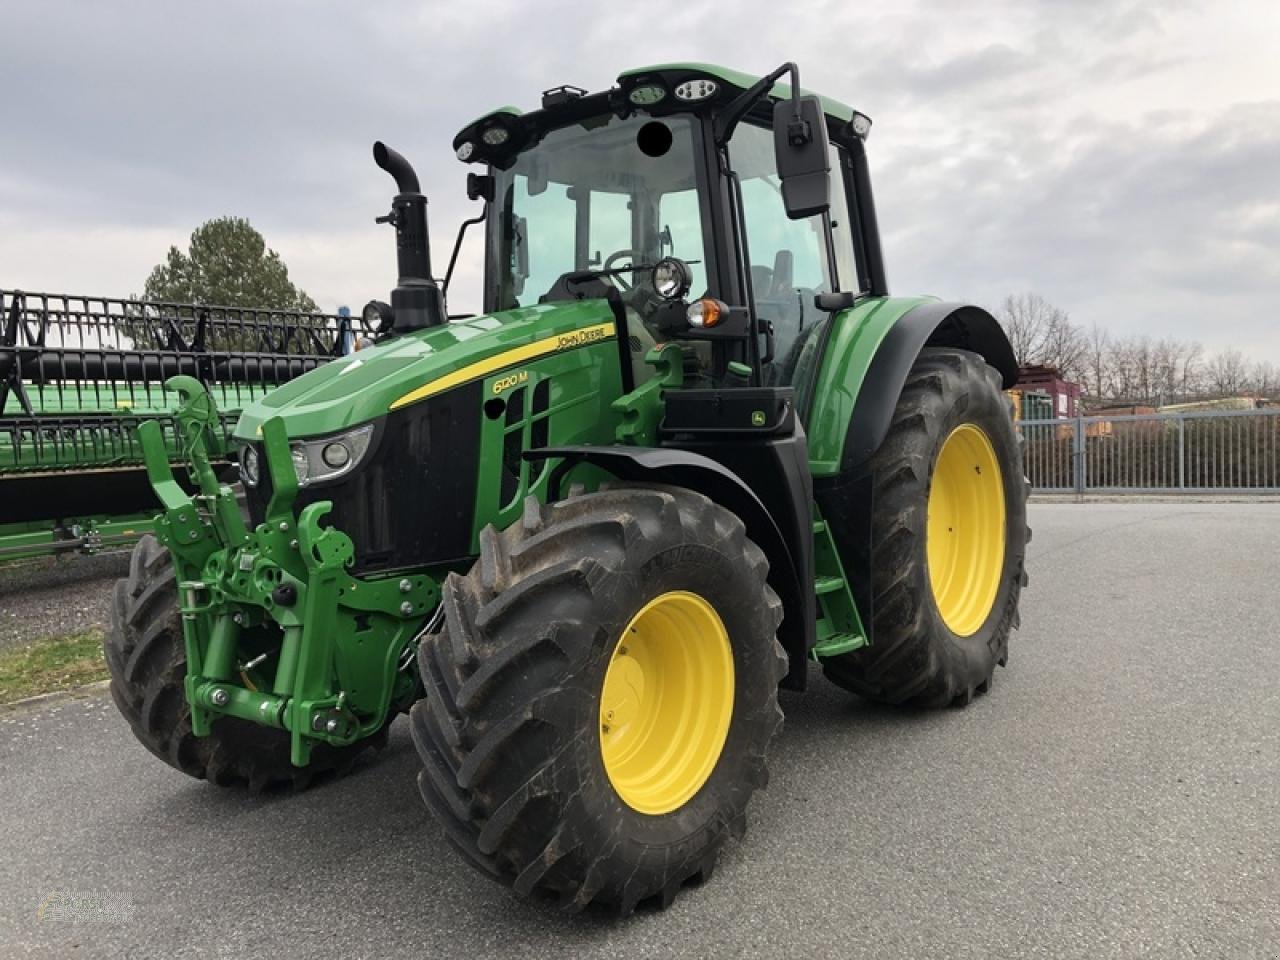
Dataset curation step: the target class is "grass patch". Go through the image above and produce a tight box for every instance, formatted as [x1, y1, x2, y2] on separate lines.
[0, 629, 108, 704]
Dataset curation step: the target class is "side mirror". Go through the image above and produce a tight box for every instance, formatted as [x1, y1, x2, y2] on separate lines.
[773, 95, 831, 220]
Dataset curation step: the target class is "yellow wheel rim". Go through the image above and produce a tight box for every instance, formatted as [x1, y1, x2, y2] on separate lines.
[927, 423, 1006, 637]
[599, 591, 734, 815]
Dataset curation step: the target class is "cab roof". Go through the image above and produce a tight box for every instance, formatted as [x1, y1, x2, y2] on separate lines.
[453, 62, 866, 160]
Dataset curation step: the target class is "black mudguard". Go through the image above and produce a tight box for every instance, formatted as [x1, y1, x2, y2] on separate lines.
[526, 443, 814, 690]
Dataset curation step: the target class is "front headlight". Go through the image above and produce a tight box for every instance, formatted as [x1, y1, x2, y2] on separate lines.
[290, 424, 375, 487]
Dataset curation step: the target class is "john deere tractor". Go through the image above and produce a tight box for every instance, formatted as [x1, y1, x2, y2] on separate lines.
[107, 62, 1028, 913]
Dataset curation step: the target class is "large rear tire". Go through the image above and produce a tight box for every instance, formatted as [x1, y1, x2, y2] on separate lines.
[410, 485, 787, 913]
[105, 534, 388, 792]
[823, 348, 1029, 707]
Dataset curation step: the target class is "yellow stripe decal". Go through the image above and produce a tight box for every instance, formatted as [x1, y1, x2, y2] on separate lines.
[388, 321, 616, 411]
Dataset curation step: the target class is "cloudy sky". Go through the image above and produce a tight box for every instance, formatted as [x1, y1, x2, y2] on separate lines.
[2, 0, 1277, 357]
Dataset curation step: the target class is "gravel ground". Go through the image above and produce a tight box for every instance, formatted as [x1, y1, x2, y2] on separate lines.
[1, 502, 1277, 959]
[0, 551, 131, 651]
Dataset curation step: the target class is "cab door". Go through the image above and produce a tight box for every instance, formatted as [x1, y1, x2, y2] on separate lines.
[726, 120, 859, 418]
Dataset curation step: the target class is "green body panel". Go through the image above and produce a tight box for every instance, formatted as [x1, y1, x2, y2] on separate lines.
[231, 300, 621, 442]
[468, 325, 627, 548]
[617, 62, 859, 124]
[804, 295, 934, 476]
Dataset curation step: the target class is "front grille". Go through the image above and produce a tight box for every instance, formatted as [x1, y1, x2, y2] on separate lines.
[243, 380, 483, 573]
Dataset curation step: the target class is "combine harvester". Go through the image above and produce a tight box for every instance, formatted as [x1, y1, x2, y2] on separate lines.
[0, 290, 366, 561]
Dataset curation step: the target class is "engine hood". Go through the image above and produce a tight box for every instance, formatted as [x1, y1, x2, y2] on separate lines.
[231, 300, 618, 441]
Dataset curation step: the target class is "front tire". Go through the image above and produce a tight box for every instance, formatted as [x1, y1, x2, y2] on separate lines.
[823, 348, 1030, 707]
[410, 486, 787, 913]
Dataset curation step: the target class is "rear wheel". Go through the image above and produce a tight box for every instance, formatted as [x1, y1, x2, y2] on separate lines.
[410, 485, 787, 913]
[105, 534, 389, 792]
[823, 348, 1029, 707]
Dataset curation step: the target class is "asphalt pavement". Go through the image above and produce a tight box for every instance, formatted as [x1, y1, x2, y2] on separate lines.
[2, 503, 1277, 959]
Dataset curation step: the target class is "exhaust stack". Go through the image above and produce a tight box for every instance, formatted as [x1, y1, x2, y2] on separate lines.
[373, 141, 446, 332]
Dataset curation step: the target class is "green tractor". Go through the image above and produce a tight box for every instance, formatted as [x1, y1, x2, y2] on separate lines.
[107, 62, 1028, 912]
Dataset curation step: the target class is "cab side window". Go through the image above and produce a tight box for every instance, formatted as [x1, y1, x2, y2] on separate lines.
[728, 121, 855, 394]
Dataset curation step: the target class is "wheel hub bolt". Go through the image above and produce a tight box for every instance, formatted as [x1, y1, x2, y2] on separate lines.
[210, 688, 229, 707]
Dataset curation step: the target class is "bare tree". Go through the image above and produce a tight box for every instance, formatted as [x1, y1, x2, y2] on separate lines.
[1177, 342, 1204, 402]
[997, 292, 1086, 379]
[997, 291, 1275, 406]
[1207, 347, 1247, 397]
[1082, 324, 1110, 400]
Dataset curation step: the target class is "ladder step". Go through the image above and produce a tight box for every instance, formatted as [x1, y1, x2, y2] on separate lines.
[810, 631, 867, 659]
[814, 575, 845, 595]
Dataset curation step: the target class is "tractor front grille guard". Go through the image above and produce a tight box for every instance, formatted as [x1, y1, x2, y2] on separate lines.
[0, 289, 372, 472]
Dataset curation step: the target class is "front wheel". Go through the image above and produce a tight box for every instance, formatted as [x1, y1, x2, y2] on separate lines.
[823, 347, 1030, 707]
[410, 486, 787, 913]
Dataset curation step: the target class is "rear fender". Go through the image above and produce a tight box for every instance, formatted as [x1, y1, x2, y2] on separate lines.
[807, 298, 1016, 476]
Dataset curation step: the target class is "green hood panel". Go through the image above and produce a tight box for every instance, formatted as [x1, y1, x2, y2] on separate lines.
[232, 300, 617, 441]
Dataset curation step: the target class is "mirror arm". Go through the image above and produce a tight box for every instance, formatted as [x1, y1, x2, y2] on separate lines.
[715, 61, 803, 145]
[444, 206, 487, 294]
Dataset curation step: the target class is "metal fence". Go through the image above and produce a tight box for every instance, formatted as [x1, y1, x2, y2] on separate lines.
[1021, 409, 1280, 494]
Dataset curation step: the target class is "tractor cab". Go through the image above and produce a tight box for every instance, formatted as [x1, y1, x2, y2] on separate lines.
[449, 63, 881, 417]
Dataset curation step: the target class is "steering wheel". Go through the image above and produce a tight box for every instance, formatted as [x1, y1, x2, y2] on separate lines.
[602, 249, 645, 291]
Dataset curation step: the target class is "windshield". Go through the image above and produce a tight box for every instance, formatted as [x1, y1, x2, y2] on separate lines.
[487, 113, 709, 311]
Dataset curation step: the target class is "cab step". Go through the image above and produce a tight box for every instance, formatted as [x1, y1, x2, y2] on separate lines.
[814, 575, 845, 595]
[810, 505, 868, 660]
